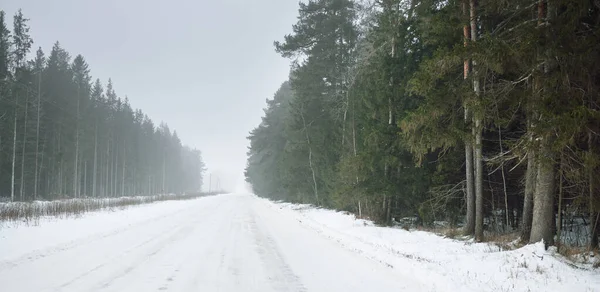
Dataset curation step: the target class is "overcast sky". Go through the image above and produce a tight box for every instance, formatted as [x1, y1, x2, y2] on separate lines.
[3, 0, 298, 192]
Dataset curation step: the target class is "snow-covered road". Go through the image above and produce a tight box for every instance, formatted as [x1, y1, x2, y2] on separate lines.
[0, 194, 425, 292]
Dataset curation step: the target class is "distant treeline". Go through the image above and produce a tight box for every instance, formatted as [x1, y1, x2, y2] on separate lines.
[0, 10, 206, 202]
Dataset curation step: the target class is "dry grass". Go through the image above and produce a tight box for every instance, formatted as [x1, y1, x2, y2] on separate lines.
[556, 245, 597, 264]
[558, 245, 587, 259]
[415, 226, 525, 249]
[486, 232, 523, 251]
[443, 227, 462, 239]
[553, 244, 600, 269]
[0, 192, 218, 224]
[535, 265, 545, 274]
[415, 226, 463, 240]
[518, 259, 529, 269]
[415, 226, 465, 240]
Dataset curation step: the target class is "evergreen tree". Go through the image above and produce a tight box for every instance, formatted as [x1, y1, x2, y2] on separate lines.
[247, 0, 600, 249]
[273, 0, 359, 206]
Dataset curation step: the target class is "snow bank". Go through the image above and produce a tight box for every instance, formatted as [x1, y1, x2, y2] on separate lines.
[0, 193, 213, 224]
[265, 200, 600, 292]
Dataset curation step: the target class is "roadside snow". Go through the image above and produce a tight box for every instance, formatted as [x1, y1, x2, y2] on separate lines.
[0, 198, 206, 262]
[268, 200, 600, 292]
[1, 193, 598, 292]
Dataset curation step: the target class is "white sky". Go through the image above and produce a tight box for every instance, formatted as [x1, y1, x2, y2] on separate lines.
[2, 0, 298, 192]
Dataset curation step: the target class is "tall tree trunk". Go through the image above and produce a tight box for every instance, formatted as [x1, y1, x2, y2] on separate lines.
[589, 130, 599, 250]
[521, 72, 538, 241]
[470, 0, 484, 242]
[358, 200, 362, 218]
[386, 196, 392, 225]
[496, 112, 510, 230]
[92, 122, 98, 197]
[132, 168, 135, 196]
[530, 0, 556, 248]
[382, 194, 387, 221]
[84, 160, 87, 197]
[462, 0, 476, 236]
[521, 146, 536, 242]
[73, 86, 80, 198]
[162, 153, 166, 194]
[58, 129, 63, 197]
[300, 107, 319, 204]
[113, 146, 118, 196]
[352, 95, 357, 158]
[55, 131, 59, 195]
[557, 152, 564, 249]
[122, 149, 126, 197]
[38, 134, 46, 198]
[474, 118, 484, 241]
[20, 93, 28, 201]
[342, 90, 348, 147]
[34, 70, 41, 200]
[11, 96, 18, 202]
[529, 137, 555, 246]
[106, 141, 110, 197]
[111, 142, 114, 197]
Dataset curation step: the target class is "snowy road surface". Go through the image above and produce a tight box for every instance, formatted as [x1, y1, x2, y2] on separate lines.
[0, 194, 426, 292]
[3, 193, 600, 292]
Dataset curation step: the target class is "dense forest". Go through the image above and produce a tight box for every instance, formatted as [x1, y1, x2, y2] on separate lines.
[245, 0, 600, 248]
[0, 10, 205, 202]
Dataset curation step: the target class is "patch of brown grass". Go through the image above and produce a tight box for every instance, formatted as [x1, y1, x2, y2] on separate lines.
[557, 245, 594, 263]
[413, 226, 469, 240]
[443, 227, 462, 239]
[486, 232, 523, 251]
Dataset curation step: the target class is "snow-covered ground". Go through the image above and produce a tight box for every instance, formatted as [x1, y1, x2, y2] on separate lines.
[1, 193, 599, 292]
[272, 201, 600, 292]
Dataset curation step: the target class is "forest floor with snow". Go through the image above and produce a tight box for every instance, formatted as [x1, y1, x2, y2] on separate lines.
[1, 193, 599, 292]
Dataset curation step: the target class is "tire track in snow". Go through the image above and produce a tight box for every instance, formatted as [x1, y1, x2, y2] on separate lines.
[52, 198, 228, 292]
[88, 200, 230, 292]
[114, 197, 232, 292]
[250, 208, 307, 292]
[91, 222, 198, 291]
[54, 219, 197, 291]
[54, 227, 180, 290]
[0, 202, 200, 271]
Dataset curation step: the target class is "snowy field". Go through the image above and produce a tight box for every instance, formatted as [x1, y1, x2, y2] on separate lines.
[1, 193, 599, 292]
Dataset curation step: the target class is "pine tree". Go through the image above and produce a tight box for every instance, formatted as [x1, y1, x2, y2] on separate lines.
[71, 55, 90, 198]
[32, 47, 44, 200]
[10, 9, 33, 202]
[0, 12, 11, 201]
[274, 0, 358, 205]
